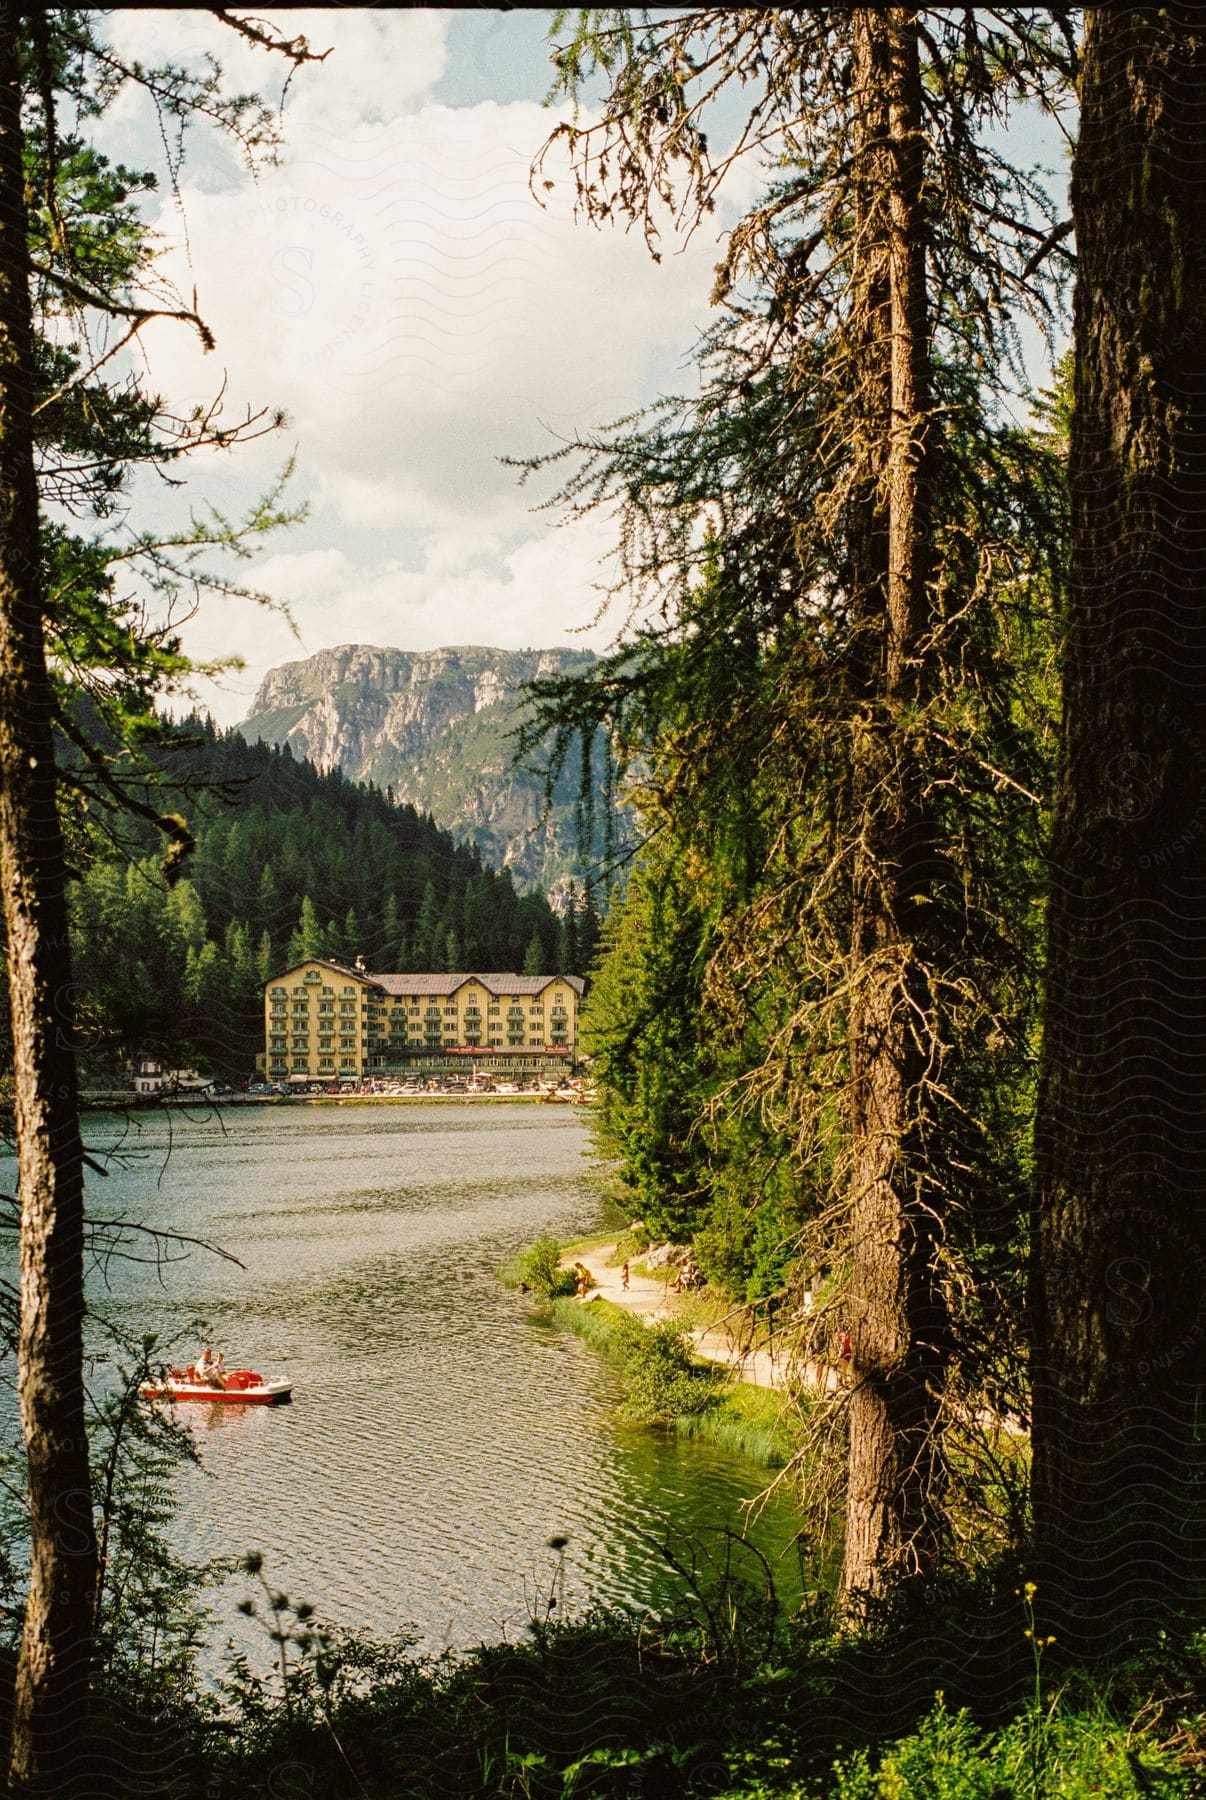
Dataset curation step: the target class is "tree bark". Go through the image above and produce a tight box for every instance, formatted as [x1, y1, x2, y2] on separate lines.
[842, 7, 950, 1607]
[1031, 4, 1206, 1652]
[0, 8, 98, 1789]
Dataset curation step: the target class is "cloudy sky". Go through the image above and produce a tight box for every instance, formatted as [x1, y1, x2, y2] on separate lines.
[91, 12, 1065, 730]
[89, 10, 767, 726]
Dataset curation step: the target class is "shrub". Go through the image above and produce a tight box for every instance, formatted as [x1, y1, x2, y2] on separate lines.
[500, 1236, 577, 1298]
[620, 1319, 725, 1425]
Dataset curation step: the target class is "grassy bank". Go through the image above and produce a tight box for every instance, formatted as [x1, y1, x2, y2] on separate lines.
[552, 1294, 795, 1468]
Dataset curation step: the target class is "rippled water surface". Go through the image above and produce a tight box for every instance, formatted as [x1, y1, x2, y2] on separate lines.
[21, 1105, 806, 1661]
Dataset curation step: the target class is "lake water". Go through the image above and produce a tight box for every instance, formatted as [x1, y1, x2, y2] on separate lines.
[40, 1103, 805, 1667]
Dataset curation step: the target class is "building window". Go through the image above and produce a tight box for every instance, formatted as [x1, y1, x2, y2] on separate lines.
[444, 1005, 457, 1016]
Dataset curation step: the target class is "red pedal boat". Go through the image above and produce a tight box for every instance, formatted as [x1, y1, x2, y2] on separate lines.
[140, 1366, 292, 1405]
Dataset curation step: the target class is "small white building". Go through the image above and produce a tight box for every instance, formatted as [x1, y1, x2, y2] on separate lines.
[131, 1060, 210, 1096]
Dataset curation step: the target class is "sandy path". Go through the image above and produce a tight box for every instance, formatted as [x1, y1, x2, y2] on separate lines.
[563, 1243, 795, 1391]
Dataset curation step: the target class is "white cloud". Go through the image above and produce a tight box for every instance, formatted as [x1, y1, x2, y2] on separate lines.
[136, 96, 724, 519]
[179, 516, 628, 727]
[99, 10, 451, 137]
[94, 13, 748, 726]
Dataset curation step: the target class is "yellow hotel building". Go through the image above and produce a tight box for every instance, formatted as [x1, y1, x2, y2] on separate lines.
[263, 960, 585, 1082]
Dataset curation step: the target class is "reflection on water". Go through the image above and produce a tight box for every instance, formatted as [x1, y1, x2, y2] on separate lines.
[7, 1104, 805, 1663]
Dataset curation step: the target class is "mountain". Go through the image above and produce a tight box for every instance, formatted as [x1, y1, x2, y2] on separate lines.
[240, 644, 611, 894]
[65, 717, 582, 1081]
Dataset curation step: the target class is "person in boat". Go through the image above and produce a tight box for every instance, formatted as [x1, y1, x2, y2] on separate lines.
[194, 1347, 225, 1388]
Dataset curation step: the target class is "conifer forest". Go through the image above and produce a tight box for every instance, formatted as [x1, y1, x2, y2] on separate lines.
[0, 8, 1204, 1796]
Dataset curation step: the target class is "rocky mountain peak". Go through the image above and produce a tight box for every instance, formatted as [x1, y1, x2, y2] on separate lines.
[241, 644, 608, 894]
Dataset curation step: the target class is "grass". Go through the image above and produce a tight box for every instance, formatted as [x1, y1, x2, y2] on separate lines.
[557, 1231, 628, 1262]
[551, 1295, 795, 1467]
[673, 1381, 794, 1467]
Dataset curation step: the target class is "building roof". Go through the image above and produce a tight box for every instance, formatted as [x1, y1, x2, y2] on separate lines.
[369, 972, 585, 998]
[264, 957, 379, 991]
[266, 963, 585, 998]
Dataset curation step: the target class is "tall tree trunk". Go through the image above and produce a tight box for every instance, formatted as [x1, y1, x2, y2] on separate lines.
[1031, 5, 1206, 1653]
[0, 9, 98, 1789]
[842, 6, 949, 1607]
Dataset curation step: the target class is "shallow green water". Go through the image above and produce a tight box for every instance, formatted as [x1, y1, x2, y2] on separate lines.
[14, 1104, 808, 1663]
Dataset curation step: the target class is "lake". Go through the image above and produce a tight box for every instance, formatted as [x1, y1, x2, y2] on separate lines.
[7, 1104, 806, 1668]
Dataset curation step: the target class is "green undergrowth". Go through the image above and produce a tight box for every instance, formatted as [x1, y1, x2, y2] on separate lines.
[551, 1294, 795, 1467]
[673, 1380, 794, 1467]
[83, 1575, 1206, 1797]
[498, 1235, 578, 1298]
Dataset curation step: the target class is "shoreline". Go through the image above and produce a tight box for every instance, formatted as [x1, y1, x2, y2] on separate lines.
[80, 1091, 589, 1111]
[561, 1240, 791, 1393]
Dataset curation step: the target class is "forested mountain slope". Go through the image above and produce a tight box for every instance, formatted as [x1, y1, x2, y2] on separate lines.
[65, 718, 593, 1080]
[240, 644, 610, 895]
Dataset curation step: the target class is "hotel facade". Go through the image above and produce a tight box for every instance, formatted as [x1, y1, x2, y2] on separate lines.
[262, 960, 585, 1081]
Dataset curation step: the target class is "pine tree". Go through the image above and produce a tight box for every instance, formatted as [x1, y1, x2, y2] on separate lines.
[523, 932, 546, 977]
[255, 862, 283, 945]
[343, 904, 362, 965]
[0, 23, 96, 1774]
[556, 883, 579, 976]
[1031, 3, 1206, 1650]
[286, 894, 322, 967]
[531, 4, 1073, 1604]
[413, 881, 442, 973]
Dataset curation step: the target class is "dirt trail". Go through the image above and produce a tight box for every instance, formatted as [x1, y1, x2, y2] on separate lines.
[563, 1243, 801, 1392]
